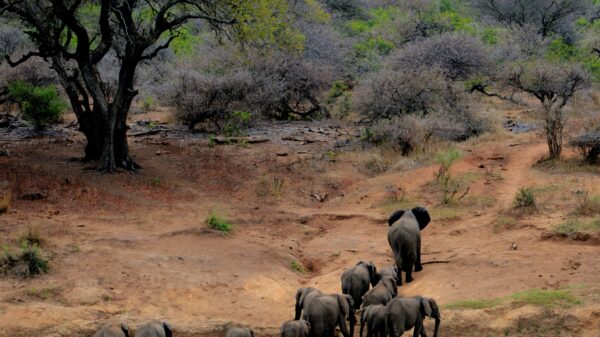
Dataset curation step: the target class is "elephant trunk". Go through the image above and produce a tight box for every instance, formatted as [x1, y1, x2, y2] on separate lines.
[432, 318, 440, 337]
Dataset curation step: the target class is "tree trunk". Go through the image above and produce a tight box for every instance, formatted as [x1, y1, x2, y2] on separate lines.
[544, 106, 564, 160]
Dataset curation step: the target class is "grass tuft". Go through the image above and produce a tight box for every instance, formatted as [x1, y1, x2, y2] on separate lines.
[514, 187, 535, 208]
[290, 259, 306, 273]
[206, 210, 232, 232]
[444, 298, 503, 310]
[1, 243, 49, 278]
[511, 288, 581, 308]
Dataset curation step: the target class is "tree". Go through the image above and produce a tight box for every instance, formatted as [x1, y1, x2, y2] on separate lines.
[0, 0, 297, 171]
[504, 61, 590, 159]
[471, 0, 588, 37]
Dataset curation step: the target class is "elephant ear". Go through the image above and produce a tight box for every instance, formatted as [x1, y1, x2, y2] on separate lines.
[421, 297, 433, 317]
[412, 207, 431, 230]
[383, 277, 397, 296]
[163, 321, 172, 337]
[388, 210, 406, 226]
[118, 323, 129, 337]
[367, 262, 377, 285]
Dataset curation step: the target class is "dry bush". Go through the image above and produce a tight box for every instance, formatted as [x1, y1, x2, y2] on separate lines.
[388, 32, 492, 81]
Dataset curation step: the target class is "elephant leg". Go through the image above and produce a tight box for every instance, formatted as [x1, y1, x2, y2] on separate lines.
[415, 237, 423, 272]
[412, 320, 422, 337]
[394, 254, 403, 286]
[338, 314, 349, 337]
[405, 269, 413, 283]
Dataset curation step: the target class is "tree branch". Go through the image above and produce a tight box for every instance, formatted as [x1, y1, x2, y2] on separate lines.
[4, 51, 47, 67]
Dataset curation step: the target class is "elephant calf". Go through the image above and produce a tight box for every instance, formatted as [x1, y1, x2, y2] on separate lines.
[359, 304, 386, 337]
[385, 296, 440, 337]
[376, 266, 398, 284]
[135, 320, 172, 337]
[280, 320, 311, 337]
[302, 293, 355, 337]
[341, 261, 378, 310]
[387, 207, 431, 285]
[93, 323, 130, 337]
[362, 276, 397, 308]
[226, 327, 254, 337]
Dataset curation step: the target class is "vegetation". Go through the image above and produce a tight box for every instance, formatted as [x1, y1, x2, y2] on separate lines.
[444, 287, 581, 310]
[1, 242, 49, 278]
[7, 81, 67, 130]
[206, 210, 232, 232]
[514, 188, 536, 208]
[290, 259, 307, 273]
[553, 218, 600, 238]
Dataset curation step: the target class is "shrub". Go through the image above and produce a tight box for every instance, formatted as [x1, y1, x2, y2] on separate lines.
[7, 81, 67, 130]
[0, 243, 49, 278]
[388, 32, 492, 81]
[514, 188, 535, 208]
[570, 131, 600, 164]
[435, 149, 461, 185]
[18, 228, 45, 247]
[290, 259, 306, 273]
[574, 190, 600, 215]
[140, 95, 157, 113]
[0, 183, 10, 215]
[206, 210, 232, 232]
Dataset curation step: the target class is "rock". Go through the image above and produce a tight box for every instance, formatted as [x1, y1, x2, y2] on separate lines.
[0, 149, 8, 157]
[0, 118, 9, 128]
[510, 242, 518, 250]
[478, 164, 485, 168]
[276, 151, 288, 156]
[21, 192, 46, 201]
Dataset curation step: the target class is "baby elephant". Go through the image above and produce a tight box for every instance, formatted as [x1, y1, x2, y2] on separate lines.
[385, 296, 440, 337]
[93, 323, 130, 337]
[280, 320, 310, 337]
[361, 276, 397, 308]
[226, 327, 254, 337]
[359, 304, 386, 337]
[135, 320, 172, 337]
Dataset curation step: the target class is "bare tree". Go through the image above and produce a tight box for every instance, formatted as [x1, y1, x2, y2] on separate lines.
[471, 0, 588, 37]
[0, 1, 239, 171]
[504, 61, 590, 159]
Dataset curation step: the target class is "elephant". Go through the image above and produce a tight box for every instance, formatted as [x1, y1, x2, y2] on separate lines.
[295, 287, 325, 320]
[361, 276, 397, 308]
[359, 304, 386, 337]
[280, 320, 311, 337]
[375, 266, 398, 284]
[226, 327, 254, 337]
[387, 207, 431, 285]
[93, 323, 130, 337]
[302, 293, 355, 337]
[385, 297, 440, 337]
[341, 261, 378, 310]
[135, 320, 172, 337]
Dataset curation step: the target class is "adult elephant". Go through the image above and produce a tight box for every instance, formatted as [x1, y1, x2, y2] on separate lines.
[135, 320, 172, 337]
[359, 304, 386, 337]
[376, 266, 398, 284]
[385, 297, 440, 337]
[295, 287, 325, 320]
[280, 320, 311, 337]
[302, 293, 355, 337]
[341, 261, 378, 310]
[362, 276, 397, 308]
[387, 207, 431, 285]
[93, 323, 130, 337]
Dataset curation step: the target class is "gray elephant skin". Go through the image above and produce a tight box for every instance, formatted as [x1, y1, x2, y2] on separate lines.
[135, 320, 172, 337]
[295, 287, 326, 320]
[387, 207, 431, 285]
[93, 323, 130, 337]
[226, 327, 254, 337]
[376, 266, 398, 284]
[385, 297, 440, 337]
[302, 293, 355, 337]
[280, 320, 311, 337]
[359, 304, 386, 337]
[362, 276, 397, 308]
[341, 261, 378, 309]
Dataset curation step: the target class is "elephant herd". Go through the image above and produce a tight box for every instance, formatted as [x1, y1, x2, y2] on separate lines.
[92, 207, 438, 337]
[281, 207, 440, 337]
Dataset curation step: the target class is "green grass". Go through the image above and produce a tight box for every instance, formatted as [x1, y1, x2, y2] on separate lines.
[290, 259, 306, 273]
[553, 218, 600, 237]
[514, 187, 535, 208]
[206, 210, 232, 232]
[444, 298, 503, 310]
[444, 287, 582, 311]
[511, 288, 581, 308]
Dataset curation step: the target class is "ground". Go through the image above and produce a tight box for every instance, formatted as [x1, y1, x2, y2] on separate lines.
[0, 107, 599, 337]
